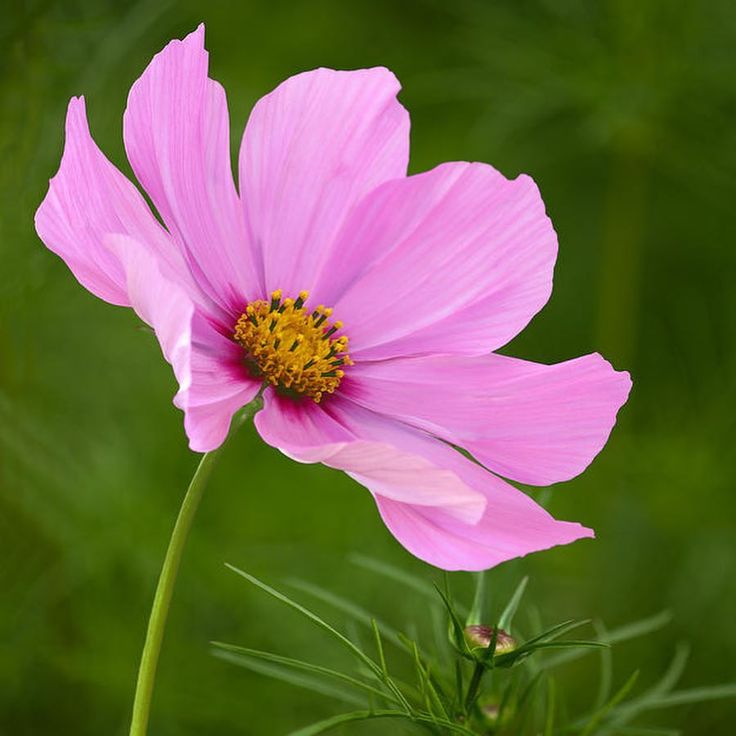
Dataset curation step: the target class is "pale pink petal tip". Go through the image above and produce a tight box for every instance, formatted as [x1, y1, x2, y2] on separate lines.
[238, 64, 410, 300]
[255, 392, 486, 525]
[256, 392, 593, 571]
[35, 96, 172, 306]
[347, 351, 631, 487]
[377, 494, 594, 571]
[329, 162, 557, 358]
[123, 21, 260, 312]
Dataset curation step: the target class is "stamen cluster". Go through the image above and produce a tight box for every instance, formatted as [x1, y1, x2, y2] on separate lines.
[233, 290, 352, 402]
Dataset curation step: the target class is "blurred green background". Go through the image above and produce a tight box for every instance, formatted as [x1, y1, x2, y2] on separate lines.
[2, 0, 735, 733]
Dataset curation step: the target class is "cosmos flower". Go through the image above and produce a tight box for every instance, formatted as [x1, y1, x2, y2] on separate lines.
[35, 25, 631, 571]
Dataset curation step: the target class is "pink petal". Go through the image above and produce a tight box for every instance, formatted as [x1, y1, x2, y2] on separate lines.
[175, 313, 261, 452]
[328, 162, 557, 359]
[106, 233, 194, 396]
[256, 393, 591, 570]
[255, 392, 485, 524]
[35, 97, 185, 306]
[108, 234, 259, 453]
[375, 492, 591, 572]
[124, 24, 260, 312]
[238, 67, 409, 300]
[346, 352, 632, 486]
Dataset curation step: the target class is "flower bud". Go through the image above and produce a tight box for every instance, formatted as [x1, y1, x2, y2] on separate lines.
[481, 703, 499, 725]
[463, 625, 517, 654]
[479, 700, 514, 728]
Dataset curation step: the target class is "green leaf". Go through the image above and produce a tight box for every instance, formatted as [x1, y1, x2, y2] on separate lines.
[287, 710, 409, 736]
[638, 683, 736, 709]
[288, 707, 479, 736]
[516, 619, 591, 651]
[403, 634, 452, 720]
[349, 554, 437, 600]
[587, 649, 736, 733]
[581, 670, 640, 736]
[544, 677, 557, 736]
[498, 576, 529, 632]
[225, 564, 411, 711]
[605, 611, 673, 645]
[543, 611, 673, 670]
[594, 621, 613, 710]
[492, 620, 594, 667]
[227, 565, 374, 669]
[647, 643, 690, 697]
[434, 582, 471, 658]
[614, 729, 681, 736]
[211, 642, 394, 702]
[288, 577, 404, 649]
[466, 570, 487, 626]
[371, 618, 388, 678]
[516, 671, 544, 733]
[213, 649, 367, 707]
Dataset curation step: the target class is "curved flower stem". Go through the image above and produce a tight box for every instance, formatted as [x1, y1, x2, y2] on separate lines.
[129, 395, 263, 736]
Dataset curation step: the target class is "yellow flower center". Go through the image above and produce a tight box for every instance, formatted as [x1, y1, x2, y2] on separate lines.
[233, 290, 352, 402]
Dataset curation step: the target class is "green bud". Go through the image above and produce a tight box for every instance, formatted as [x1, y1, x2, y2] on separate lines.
[463, 625, 517, 654]
[480, 703, 499, 725]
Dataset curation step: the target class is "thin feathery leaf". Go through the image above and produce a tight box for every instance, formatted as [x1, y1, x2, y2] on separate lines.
[594, 621, 614, 710]
[211, 642, 394, 702]
[543, 612, 672, 669]
[288, 578, 404, 649]
[371, 618, 388, 678]
[634, 683, 736, 710]
[614, 729, 681, 736]
[605, 611, 673, 645]
[290, 708, 480, 736]
[286, 710, 409, 736]
[581, 670, 640, 736]
[225, 564, 411, 711]
[648, 643, 690, 697]
[226, 565, 376, 672]
[213, 649, 367, 706]
[349, 554, 437, 600]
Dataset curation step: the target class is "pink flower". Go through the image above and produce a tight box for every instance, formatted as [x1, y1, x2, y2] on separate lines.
[35, 25, 631, 571]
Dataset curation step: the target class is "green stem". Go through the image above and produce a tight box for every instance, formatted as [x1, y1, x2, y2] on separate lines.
[464, 662, 486, 714]
[128, 396, 262, 736]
